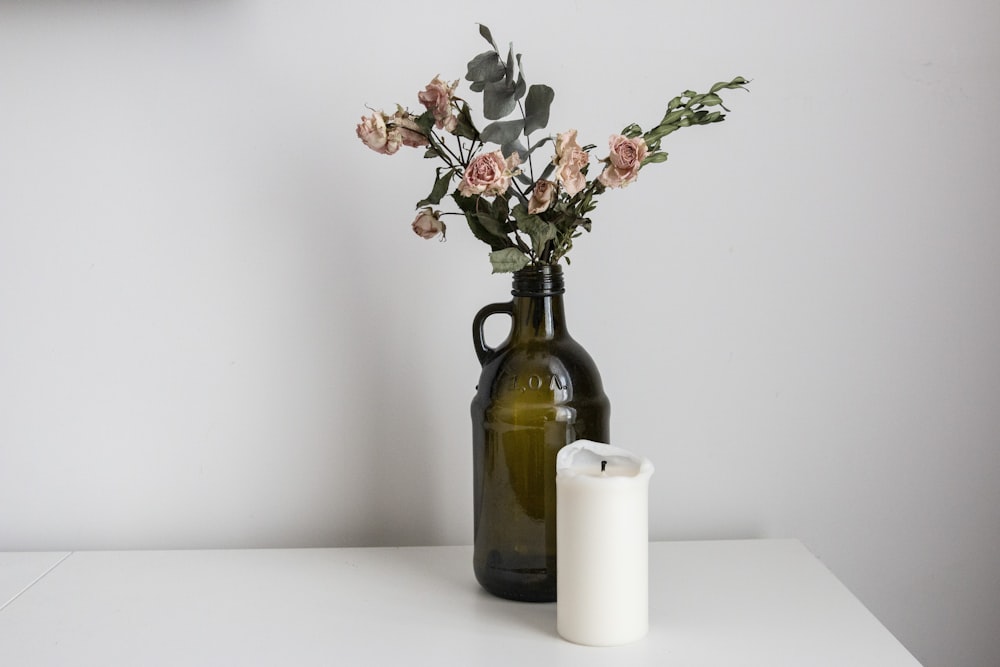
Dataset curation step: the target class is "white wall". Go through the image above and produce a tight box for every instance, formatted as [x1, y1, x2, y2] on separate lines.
[1, 1, 998, 665]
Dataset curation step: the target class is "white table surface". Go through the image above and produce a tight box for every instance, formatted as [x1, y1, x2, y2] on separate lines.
[0, 539, 920, 666]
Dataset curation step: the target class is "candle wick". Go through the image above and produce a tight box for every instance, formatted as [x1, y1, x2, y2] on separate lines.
[601, 460, 607, 472]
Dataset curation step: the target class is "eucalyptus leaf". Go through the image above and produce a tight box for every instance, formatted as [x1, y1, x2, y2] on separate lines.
[466, 51, 505, 83]
[502, 139, 528, 162]
[523, 84, 554, 135]
[481, 119, 524, 145]
[526, 136, 553, 156]
[535, 162, 555, 184]
[478, 24, 498, 51]
[514, 72, 526, 100]
[483, 79, 518, 120]
[489, 247, 530, 274]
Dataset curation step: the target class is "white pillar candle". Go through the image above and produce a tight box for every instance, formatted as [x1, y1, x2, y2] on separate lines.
[556, 440, 654, 647]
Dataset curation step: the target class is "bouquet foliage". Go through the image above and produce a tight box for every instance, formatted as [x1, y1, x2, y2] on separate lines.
[357, 24, 747, 273]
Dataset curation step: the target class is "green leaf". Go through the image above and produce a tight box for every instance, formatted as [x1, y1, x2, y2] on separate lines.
[478, 24, 498, 51]
[483, 79, 518, 120]
[453, 193, 511, 250]
[523, 84, 554, 135]
[481, 119, 524, 145]
[489, 248, 530, 274]
[709, 76, 749, 94]
[644, 124, 680, 143]
[457, 193, 514, 240]
[513, 206, 557, 254]
[476, 213, 511, 239]
[620, 122, 643, 138]
[641, 152, 669, 166]
[466, 51, 505, 83]
[416, 168, 453, 207]
[415, 110, 435, 134]
[490, 194, 510, 225]
[698, 93, 723, 107]
[659, 108, 689, 126]
[453, 102, 479, 141]
[466, 216, 510, 250]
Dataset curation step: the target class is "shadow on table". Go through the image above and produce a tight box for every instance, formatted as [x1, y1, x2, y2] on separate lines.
[390, 544, 559, 639]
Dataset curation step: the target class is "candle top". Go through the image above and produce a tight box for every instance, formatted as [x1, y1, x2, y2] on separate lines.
[556, 440, 654, 480]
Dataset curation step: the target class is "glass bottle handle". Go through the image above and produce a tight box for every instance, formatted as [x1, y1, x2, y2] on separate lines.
[472, 301, 514, 366]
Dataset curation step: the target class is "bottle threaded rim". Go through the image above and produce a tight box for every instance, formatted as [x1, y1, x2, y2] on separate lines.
[511, 264, 565, 297]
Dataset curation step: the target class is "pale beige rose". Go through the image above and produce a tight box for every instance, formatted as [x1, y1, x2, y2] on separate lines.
[418, 76, 459, 132]
[411, 207, 446, 240]
[553, 129, 589, 196]
[356, 111, 401, 155]
[598, 134, 648, 188]
[392, 111, 428, 148]
[528, 179, 556, 214]
[458, 150, 520, 197]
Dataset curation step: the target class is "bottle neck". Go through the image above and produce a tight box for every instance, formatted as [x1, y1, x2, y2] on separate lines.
[510, 265, 567, 341]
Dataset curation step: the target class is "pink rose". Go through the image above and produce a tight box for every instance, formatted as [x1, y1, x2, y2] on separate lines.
[392, 111, 428, 148]
[528, 179, 556, 214]
[598, 134, 648, 188]
[356, 111, 401, 155]
[553, 129, 589, 196]
[458, 150, 521, 198]
[411, 207, 446, 240]
[418, 76, 458, 132]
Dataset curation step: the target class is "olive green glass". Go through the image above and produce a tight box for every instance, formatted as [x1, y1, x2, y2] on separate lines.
[470, 265, 610, 602]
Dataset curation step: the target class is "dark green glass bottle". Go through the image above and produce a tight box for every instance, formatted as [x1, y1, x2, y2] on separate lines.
[470, 264, 610, 602]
